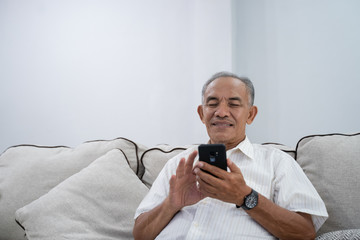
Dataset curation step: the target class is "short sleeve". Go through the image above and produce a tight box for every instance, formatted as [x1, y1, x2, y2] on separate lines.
[272, 151, 328, 231]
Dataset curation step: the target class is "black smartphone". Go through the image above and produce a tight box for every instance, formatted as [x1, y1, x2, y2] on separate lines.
[198, 144, 227, 175]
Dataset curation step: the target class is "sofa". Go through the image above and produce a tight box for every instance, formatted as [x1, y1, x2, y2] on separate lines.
[0, 133, 359, 240]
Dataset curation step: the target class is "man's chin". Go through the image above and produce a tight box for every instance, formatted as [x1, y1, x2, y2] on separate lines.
[208, 135, 231, 145]
[207, 128, 237, 143]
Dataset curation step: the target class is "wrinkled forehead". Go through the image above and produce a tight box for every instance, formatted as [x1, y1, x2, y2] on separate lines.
[203, 77, 248, 100]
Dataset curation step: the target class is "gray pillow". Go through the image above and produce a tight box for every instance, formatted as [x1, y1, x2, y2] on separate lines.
[0, 137, 145, 240]
[316, 229, 360, 240]
[296, 133, 360, 236]
[15, 149, 149, 240]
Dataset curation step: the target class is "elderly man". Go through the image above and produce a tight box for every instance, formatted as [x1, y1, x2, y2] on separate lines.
[133, 72, 328, 239]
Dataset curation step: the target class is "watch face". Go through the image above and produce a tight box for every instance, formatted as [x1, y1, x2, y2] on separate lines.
[245, 194, 258, 209]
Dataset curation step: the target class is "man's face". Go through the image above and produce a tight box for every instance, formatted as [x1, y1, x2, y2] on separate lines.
[197, 77, 257, 149]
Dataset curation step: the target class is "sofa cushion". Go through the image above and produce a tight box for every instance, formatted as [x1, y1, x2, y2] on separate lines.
[15, 149, 149, 240]
[0, 137, 145, 240]
[295, 133, 360, 236]
[261, 143, 296, 159]
[140, 145, 191, 188]
[82, 137, 147, 175]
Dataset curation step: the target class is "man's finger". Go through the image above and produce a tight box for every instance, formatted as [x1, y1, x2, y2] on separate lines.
[169, 175, 176, 191]
[185, 150, 198, 172]
[227, 159, 241, 174]
[196, 175, 218, 196]
[195, 165, 223, 188]
[197, 161, 227, 179]
[176, 158, 186, 178]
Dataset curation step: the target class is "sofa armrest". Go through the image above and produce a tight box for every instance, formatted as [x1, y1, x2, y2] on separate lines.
[316, 229, 360, 240]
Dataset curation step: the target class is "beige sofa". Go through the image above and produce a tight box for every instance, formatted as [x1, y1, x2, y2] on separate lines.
[0, 133, 359, 240]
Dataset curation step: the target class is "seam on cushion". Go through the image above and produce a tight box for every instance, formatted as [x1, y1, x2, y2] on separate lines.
[15, 218, 27, 239]
[83, 137, 141, 175]
[294, 132, 360, 160]
[115, 148, 130, 166]
[0, 137, 142, 174]
[0, 144, 70, 157]
[15, 218, 25, 231]
[262, 142, 287, 146]
[139, 147, 187, 180]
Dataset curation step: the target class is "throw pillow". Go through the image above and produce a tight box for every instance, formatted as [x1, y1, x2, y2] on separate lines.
[15, 149, 149, 240]
[316, 229, 360, 240]
[0, 137, 145, 240]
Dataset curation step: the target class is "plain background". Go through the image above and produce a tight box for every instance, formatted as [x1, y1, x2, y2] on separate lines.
[1, 0, 359, 153]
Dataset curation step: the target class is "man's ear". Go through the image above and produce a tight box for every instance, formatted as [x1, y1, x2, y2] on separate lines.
[197, 105, 205, 123]
[246, 105, 258, 125]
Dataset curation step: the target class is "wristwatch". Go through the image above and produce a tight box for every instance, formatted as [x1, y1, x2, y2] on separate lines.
[236, 189, 258, 210]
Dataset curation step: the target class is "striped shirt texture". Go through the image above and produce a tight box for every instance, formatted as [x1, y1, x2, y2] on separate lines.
[135, 137, 328, 239]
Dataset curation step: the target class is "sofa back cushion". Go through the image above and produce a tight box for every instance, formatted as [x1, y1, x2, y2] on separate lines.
[140, 145, 192, 188]
[140, 143, 295, 188]
[261, 143, 296, 159]
[295, 133, 360, 236]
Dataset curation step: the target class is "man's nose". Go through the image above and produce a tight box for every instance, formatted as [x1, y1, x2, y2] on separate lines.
[215, 101, 230, 118]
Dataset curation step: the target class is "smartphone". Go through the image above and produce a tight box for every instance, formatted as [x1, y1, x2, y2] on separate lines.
[198, 144, 227, 175]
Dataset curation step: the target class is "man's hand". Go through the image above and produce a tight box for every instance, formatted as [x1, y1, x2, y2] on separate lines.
[193, 158, 316, 240]
[169, 150, 204, 211]
[193, 158, 251, 206]
[134, 150, 204, 240]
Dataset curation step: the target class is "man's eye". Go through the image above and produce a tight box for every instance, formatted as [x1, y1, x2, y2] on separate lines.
[229, 103, 241, 107]
[207, 102, 218, 107]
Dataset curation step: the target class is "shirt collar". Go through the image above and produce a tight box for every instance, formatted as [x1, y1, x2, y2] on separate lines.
[228, 136, 254, 160]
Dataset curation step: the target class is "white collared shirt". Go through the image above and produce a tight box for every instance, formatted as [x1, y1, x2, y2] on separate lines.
[135, 137, 328, 240]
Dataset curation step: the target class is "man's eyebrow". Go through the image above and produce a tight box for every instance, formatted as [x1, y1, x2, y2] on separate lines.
[205, 96, 218, 103]
[229, 97, 242, 102]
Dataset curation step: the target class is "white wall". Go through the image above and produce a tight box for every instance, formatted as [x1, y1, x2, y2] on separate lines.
[232, 0, 360, 147]
[0, 0, 232, 152]
[2, 0, 359, 153]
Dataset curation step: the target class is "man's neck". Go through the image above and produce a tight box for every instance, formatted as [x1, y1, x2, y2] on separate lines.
[210, 136, 246, 151]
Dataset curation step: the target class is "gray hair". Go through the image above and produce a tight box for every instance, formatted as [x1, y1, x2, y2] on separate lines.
[201, 71, 255, 106]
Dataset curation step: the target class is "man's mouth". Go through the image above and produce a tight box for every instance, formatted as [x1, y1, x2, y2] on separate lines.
[211, 122, 234, 127]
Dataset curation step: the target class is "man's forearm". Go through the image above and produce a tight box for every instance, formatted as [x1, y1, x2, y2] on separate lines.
[246, 194, 316, 240]
[133, 197, 179, 240]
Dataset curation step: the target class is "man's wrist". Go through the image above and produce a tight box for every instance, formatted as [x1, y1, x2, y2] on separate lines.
[238, 186, 252, 205]
[164, 197, 182, 215]
[236, 186, 253, 208]
[236, 188, 259, 210]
